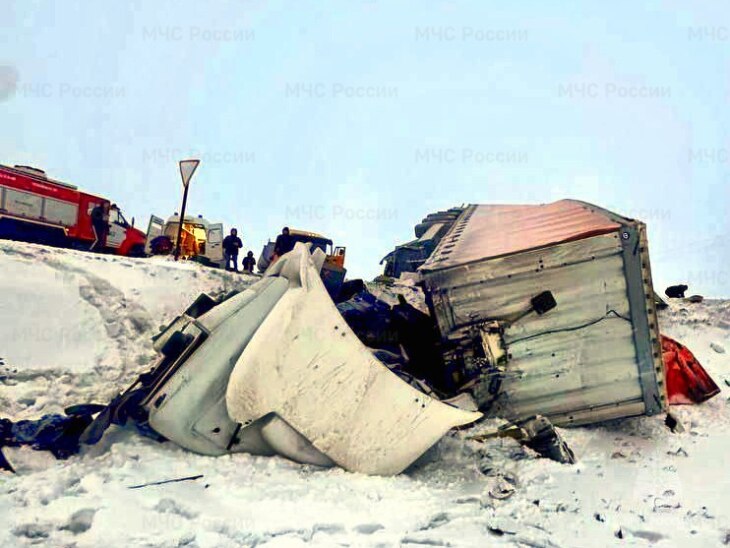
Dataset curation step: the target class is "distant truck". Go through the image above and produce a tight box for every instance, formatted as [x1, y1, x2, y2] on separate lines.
[144, 213, 224, 267]
[257, 228, 346, 296]
[0, 164, 146, 256]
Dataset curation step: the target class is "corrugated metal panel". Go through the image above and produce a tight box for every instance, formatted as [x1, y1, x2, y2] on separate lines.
[428, 233, 624, 334]
[422, 200, 621, 271]
[498, 308, 642, 422]
[423, 232, 653, 426]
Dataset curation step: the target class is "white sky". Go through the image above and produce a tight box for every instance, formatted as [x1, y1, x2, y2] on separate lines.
[2, 0, 729, 295]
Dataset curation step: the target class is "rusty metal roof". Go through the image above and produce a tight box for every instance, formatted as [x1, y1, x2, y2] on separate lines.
[421, 199, 623, 271]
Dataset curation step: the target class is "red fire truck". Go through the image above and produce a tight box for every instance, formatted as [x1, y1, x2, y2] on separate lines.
[0, 164, 147, 256]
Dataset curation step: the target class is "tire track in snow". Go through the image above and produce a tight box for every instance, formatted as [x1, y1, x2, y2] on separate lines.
[31, 257, 157, 397]
[0, 241, 255, 413]
[73, 267, 155, 382]
[0, 245, 157, 410]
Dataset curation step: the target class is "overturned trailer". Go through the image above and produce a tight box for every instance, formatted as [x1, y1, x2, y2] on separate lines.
[420, 200, 667, 426]
[0, 199, 675, 474]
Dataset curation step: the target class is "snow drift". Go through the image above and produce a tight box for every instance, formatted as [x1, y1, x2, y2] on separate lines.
[1, 240, 728, 547]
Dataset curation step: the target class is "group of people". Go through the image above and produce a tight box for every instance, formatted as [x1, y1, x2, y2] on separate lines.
[90, 200, 295, 277]
[223, 226, 297, 274]
[223, 226, 296, 272]
[222, 228, 256, 273]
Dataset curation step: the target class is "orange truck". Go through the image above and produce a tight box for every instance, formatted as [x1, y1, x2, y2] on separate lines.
[0, 164, 146, 256]
[257, 229, 347, 296]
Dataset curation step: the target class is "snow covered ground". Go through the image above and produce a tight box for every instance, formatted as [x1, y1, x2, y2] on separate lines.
[0, 240, 728, 547]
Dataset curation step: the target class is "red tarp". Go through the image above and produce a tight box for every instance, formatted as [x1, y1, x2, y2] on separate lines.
[661, 335, 721, 405]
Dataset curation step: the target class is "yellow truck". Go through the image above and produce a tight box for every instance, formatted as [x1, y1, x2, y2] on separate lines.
[257, 228, 346, 297]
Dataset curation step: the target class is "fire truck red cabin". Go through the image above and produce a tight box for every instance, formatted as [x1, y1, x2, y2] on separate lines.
[0, 164, 146, 256]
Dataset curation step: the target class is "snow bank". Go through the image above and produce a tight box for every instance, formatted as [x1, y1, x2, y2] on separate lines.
[0, 241, 254, 416]
[1, 241, 728, 547]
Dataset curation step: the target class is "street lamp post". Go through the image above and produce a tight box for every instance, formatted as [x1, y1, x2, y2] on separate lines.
[173, 159, 200, 261]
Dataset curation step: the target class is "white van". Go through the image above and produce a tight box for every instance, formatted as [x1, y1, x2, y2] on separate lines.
[145, 213, 223, 267]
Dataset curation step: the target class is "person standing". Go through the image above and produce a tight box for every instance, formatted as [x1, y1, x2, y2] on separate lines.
[222, 228, 243, 272]
[273, 226, 295, 258]
[241, 250, 256, 273]
[90, 202, 109, 252]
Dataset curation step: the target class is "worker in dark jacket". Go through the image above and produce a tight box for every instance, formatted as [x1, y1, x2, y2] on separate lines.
[241, 250, 256, 273]
[222, 228, 243, 272]
[90, 202, 109, 252]
[273, 227, 295, 258]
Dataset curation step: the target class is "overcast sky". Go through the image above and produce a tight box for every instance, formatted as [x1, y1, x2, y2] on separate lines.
[2, 1, 729, 295]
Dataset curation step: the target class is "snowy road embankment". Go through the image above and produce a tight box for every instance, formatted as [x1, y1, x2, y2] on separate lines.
[0, 241, 728, 547]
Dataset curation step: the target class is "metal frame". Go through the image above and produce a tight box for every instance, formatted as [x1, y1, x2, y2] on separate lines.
[618, 222, 667, 415]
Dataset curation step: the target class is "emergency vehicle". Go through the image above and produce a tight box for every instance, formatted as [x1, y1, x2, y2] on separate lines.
[144, 213, 224, 267]
[0, 164, 146, 256]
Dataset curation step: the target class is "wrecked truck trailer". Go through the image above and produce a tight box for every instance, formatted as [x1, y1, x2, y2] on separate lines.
[418, 199, 668, 426]
[381, 207, 465, 277]
[0, 200, 671, 473]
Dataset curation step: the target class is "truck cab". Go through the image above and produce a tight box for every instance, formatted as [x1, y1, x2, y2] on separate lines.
[105, 204, 147, 256]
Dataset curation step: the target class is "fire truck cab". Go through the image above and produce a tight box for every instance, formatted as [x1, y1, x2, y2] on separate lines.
[0, 164, 146, 256]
